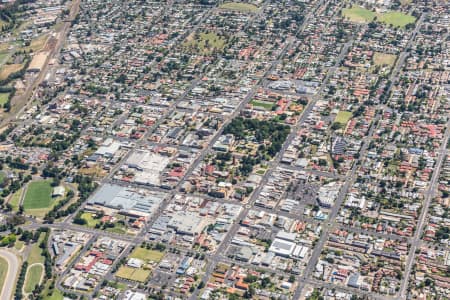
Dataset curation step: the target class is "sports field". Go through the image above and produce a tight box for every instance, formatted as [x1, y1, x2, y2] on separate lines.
[24, 264, 43, 293]
[378, 12, 416, 27]
[342, 6, 416, 28]
[115, 266, 151, 282]
[130, 247, 165, 263]
[23, 180, 54, 216]
[250, 99, 276, 110]
[219, 2, 259, 12]
[342, 6, 375, 23]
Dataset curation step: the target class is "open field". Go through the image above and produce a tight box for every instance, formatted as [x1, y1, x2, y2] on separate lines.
[0, 256, 7, 297]
[378, 12, 416, 27]
[14, 240, 25, 251]
[27, 233, 45, 265]
[335, 111, 353, 125]
[342, 6, 375, 23]
[250, 99, 276, 110]
[0, 171, 5, 184]
[106, 225, 127, 234]
[79, 165, 107, 177]
[184, 32, 227, 54]
[219, 2, 259, 12]
[22, 34, 48, 52]
[23, 180, 53, 210]
[43, 289, 63, 300]
[0, 52, 9, 64]
[373, 52, 397, 66]
[0, 20, 8, 30]
[8, 188, 22, 212]
[80, 212, 101, 227]
[0, 93, 9, 106]
[24, 264, 43, 293]
[0, 64, 23, 80]
[130, 247, 165, 263]
[342, 6, 416, 27]
[115, 266, 151, 282]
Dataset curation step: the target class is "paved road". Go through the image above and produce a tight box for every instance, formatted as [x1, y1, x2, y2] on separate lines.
[0, 249, 19, 300]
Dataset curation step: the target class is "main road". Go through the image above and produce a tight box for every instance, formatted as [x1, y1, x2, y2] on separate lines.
[0, 249, 19, 300]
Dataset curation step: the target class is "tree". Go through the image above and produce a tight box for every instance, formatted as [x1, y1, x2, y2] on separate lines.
[197, 281, 205, 289]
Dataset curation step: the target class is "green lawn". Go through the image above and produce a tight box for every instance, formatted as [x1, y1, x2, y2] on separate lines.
[0, 51, 9, 64]
[378, 12, 416, 28]
[9, 188, 22, 212]
[342, 6, 375, 23]
[342, 6, 416, 28]
[107, 280, 128, 291]
[27, 233, 45, 265]
[0, 93, 9, 106]
[23, 180, 53, 210]
[0, 257, 8, 296]
[80, 212, 101, 228]
[115, 266, 151, 283]
[43, 288, 64, 300]
[24, 264, 43, 293]
[219, 2, 259, 12]
[14, 240, 25, 251]
[106, 226, 127, 234]
[335, 111, 353, 125]
[184, 32, 227, 54]
[0, 171, 6, 185]
[250, 100, 276, 110]
[130, 247, 165, 263]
